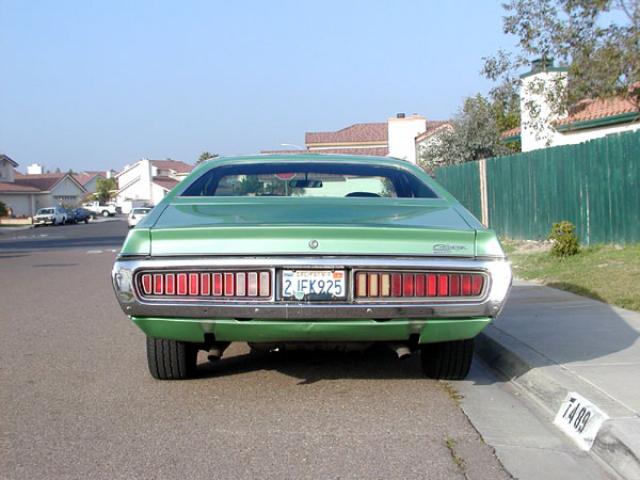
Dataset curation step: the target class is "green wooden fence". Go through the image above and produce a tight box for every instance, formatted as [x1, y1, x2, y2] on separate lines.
[433, 161, 483, 220]
[434, 129, 640, 244]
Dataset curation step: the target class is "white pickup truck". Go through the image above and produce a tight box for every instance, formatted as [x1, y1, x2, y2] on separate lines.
[82, 201, 120, 217]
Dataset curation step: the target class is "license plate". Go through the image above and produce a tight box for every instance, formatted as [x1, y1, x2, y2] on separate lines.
[282, 270, 346, 300]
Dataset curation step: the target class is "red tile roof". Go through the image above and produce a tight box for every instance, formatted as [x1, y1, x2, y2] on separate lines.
[73, 171, 105, 186]
[151, 160, 193, 174]
[153, 176, 179, 191]
[415, 121, 453, 142]
[13, 173, 66, 191]
[554, 96, 639, 126]
[305, 123, 388, 145]
[500, 126, 521, 139]
[13, 173, 86, 192]
[0, 182, 40, 193]
[260, 147, 389, 156]
[501, 94, 640, 138]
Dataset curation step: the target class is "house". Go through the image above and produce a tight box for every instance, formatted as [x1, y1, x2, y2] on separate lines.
[26, 162, 111, 195]
[115, 158, 193, 212]
[73, 171, 111, 195]
[262, 114, 451, 164]
[0, 155, 87, 217]
[502, 59, 640, 151]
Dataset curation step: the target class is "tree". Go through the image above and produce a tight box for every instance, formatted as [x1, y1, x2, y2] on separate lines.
[197, 151, 219, 164]
[419, 94, 514, 169]
[483, 0, 640, 127]
[95, 177, 117, 204]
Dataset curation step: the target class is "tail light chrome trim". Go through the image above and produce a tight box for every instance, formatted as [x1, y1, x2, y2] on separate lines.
[112, 256, 512, 318]
[353, 270, 487, 303]
[136, 270, 274, 301]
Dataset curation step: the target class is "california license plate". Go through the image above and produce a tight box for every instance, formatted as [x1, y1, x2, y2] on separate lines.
[281, 270, 346, 300]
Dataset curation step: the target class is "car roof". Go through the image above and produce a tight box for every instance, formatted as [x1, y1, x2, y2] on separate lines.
[199, 154, 418, 170]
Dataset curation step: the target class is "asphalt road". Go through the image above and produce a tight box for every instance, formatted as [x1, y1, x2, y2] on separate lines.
[0, 220, 511, 479]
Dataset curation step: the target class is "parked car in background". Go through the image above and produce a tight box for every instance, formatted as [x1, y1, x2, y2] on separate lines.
[112, 155, 512, 381]
[73, 207, 92, 224]
[82, 201, 119, 217]
[64, 208, 76, 224]
[33, 206, 67, 226]
[127, 207, 151, 228]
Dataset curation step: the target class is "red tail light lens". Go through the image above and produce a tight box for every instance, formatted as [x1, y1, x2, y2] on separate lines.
[354, 271, 485, 299]
[138, 271, 271, 299]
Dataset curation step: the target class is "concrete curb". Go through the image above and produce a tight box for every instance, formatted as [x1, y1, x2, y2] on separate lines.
[476, 327, 640, 479]
[0, 225, 33, 235]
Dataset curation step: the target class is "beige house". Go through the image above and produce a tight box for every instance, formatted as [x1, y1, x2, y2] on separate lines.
[502, 59, 640, 151]
[115, 159, 193, 213]
[263, 114, 451, 164]
[0, 155, 87, 217]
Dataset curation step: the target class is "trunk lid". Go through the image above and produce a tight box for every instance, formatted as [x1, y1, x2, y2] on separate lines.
[149, 198, 477, 257]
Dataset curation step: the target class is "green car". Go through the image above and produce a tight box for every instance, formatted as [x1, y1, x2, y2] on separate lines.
[112, 155, 512, 380]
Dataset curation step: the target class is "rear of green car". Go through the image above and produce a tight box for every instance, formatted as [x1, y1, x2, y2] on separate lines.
[112, 155, 511, 380]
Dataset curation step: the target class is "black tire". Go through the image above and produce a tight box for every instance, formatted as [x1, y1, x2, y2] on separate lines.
[102, 210, 109, 217]
[420, 339, 474, 380]
[146, 336, 198, 380]
[84, 219, 89, 224]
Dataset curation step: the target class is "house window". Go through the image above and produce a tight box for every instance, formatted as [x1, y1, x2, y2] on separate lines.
[53, 195, 78, 205]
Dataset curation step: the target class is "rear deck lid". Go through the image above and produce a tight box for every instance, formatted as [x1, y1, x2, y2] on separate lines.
[149, 198, 477, 257]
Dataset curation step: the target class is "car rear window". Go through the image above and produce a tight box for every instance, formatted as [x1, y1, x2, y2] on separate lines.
[181, 163, 437, 198]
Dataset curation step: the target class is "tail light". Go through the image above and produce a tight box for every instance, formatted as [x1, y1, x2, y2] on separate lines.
[354, 271, 485, 299]
[138, 271, 271, 299]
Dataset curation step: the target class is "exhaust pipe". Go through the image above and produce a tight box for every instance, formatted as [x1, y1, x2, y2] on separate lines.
[207, 342, 230, 362]
[390, 343, 412, 360]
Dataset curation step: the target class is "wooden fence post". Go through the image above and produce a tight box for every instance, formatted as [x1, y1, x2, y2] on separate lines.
[478, 159, 489, 227]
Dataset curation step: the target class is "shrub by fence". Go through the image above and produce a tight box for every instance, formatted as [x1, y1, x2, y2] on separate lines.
[434, 129, 640, 244]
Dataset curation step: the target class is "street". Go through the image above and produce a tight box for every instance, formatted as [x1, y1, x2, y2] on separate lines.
[0, 220, 612, 479]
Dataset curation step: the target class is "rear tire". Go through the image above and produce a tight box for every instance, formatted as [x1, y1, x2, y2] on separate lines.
[146, 336, 198, 380]
[420, 339, 474, 380]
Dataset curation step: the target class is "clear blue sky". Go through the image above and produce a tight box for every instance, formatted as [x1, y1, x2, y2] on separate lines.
[0, 0, 515, 172]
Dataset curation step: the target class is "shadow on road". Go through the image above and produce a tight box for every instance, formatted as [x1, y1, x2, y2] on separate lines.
[194, 345, 426, 384]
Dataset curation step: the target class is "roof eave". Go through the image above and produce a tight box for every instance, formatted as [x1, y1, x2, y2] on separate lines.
[501, 134, 521, 143]
[555, 111, 640, 132]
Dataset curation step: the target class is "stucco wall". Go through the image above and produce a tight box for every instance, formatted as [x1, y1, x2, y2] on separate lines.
[520, 70, 568, 152]
[388, 115, 427, 163]
[83, 175, 104, 194]
[116, 160, 153, 205]
[553, 122, 640, 148]
[0, 159, 16, 183]
[0, 193, 35, 217]
[151, 183, 168, 206]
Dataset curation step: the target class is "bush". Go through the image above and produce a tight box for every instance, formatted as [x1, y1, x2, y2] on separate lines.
[549, 221, 580, 258]
[0, 201, 7, 217]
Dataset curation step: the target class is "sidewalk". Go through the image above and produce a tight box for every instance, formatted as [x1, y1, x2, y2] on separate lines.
[476, 279, 640, 479]
[0, 224, 33, 235]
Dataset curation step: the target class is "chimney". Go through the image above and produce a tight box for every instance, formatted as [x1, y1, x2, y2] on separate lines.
[387, 114, 427, 164]
[519, 58, 568, 152]
[27, 163, 43, 175]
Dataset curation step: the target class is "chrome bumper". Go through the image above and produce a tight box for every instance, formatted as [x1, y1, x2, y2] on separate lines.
[112, 256, 512, 320]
